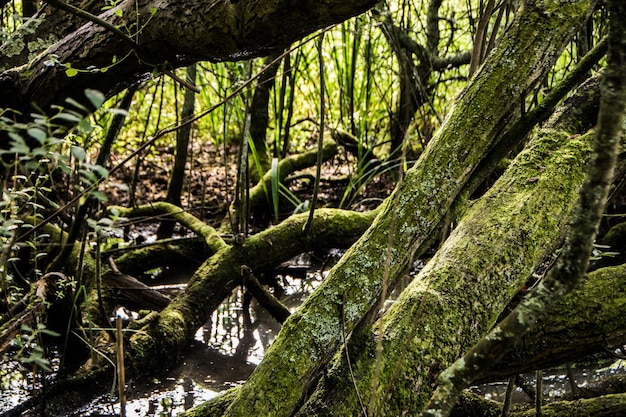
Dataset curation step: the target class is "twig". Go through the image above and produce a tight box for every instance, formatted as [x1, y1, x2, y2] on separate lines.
[241, 266, 290, 323]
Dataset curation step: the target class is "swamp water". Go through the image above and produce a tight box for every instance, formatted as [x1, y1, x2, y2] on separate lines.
[1, 253, 328, 416]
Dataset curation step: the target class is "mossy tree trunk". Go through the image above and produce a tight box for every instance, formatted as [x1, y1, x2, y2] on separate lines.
[295, 129, 594, 417]
[185, 258, 626, 417]
[483, 261, 626, 383]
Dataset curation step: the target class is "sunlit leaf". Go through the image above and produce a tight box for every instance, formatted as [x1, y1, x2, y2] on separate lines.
[108, 108, 128, 117]
[65, 67, 78, 77]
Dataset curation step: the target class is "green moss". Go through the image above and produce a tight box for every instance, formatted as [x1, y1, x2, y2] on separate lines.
[298, 126, 594, 415]
[1, 36, 26, 60]
[537, 0, 594, 19]
[602, 221, 626, 249]
[222, 2, 596, 413]
[514, 393, 626, 416]
[27, 34, 59, 60]
[0, 16, 46, 71]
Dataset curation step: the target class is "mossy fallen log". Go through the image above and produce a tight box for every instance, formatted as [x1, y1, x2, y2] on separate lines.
[510, 392, 626, 417]
[126, 207, 377, 374]
[295, 128, 593, 416]
[484, 262, 626, 381]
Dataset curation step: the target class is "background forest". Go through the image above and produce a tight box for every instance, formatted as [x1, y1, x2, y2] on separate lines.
[1, 0, 626, 416]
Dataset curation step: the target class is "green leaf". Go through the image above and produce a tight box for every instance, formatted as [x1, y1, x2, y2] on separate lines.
[8, 141, 30, 155]
[78, 118, 94, 134]
[65, 67, 78, 77]
[271, 158, 279, 222]
[52, 112, 82, 123]
[7, 131, 24, 142]
[65, 97, 88, 112]
[108, 108, 128, 117]
[115, 8, 123, 17]
[85, 89, 105, 109]
[26, 127, 47, 144]
[92, 164, 109, 180]
[98, 217, 114, 227]
[91, 191, 109, 202]
[39, 327, 61, 337]
[70, 145, 86, 161]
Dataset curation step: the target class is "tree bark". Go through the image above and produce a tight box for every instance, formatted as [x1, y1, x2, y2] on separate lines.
[484, 258, 626, 383]
[510, 393, 626, 417]
[248, 52, 283, 183]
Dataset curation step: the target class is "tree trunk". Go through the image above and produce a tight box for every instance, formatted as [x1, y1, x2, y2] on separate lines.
[248, 52, 283, 183]
[482, 261, 626, 383]
[510, 393, 626, 417]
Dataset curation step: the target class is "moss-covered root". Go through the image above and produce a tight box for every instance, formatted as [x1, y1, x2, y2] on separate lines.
[110, 202, 228, 252]
[183, 387, 240, 417]
[125, 207, 376, 374]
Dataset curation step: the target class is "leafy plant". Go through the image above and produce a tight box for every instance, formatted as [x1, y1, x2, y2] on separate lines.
[14, 323, 60, 372]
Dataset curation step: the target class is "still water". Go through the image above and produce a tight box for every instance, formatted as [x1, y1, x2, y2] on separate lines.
[1, 253, 326, 416]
